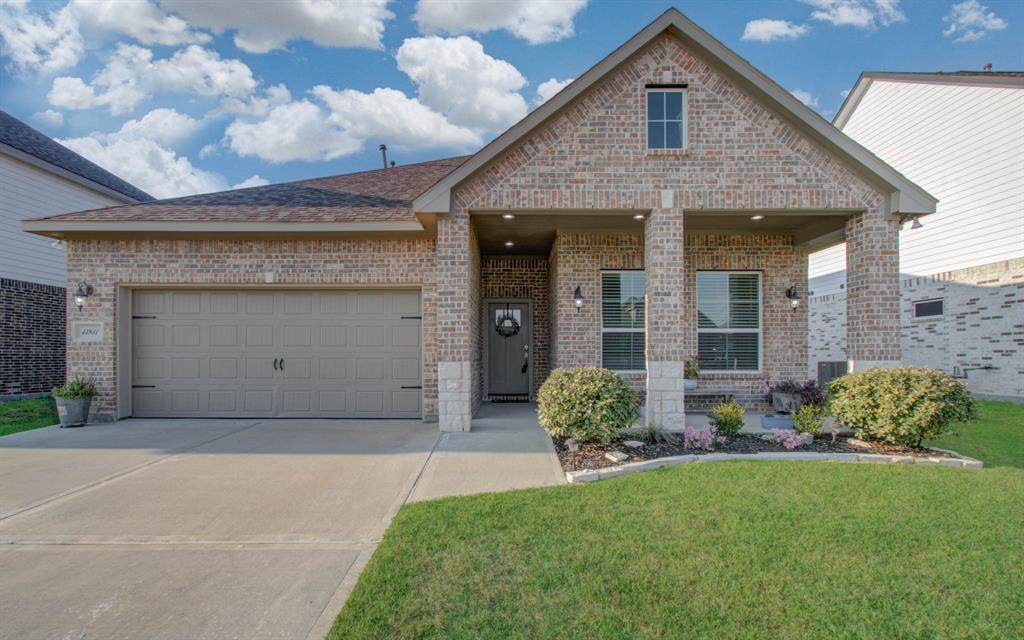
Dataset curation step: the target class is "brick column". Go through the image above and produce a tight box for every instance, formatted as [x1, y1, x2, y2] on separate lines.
[644, 194, 687, 427]
[436, 207, 475, 431]
[845, 207, 901, 372]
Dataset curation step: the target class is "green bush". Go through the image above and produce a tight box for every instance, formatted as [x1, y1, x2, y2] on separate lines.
[711, 399, 745, 437]
[638, 423, 672, 445]
[792, 404, 827, 436]
[537, 368, 638, 444]
[828, 367, 976, 447]
[53, 376, 97, 398]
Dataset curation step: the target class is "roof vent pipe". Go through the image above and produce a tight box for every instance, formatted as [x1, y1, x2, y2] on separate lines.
[983, 63, 992, 72]
[379, 144, 388, 169]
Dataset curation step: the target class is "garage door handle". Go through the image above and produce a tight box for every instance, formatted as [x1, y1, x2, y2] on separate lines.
[273, 358, 279, 370]
[401, 386, 422, 389]
[279, 358, 284, 371]
[132, 385, 155, 389]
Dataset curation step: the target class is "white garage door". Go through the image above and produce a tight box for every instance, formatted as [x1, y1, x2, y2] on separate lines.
[131, 290, 422, 418]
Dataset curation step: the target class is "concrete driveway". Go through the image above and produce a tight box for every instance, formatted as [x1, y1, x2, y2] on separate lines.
[0, 408, 563, 640]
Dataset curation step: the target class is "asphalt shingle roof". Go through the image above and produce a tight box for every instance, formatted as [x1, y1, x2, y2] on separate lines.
[0, 110, 154, 202]
[36, 156, 470, 224]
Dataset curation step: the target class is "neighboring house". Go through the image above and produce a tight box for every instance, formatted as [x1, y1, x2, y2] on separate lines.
[22, 9, 934, 429]
[1, 110, 152, 399]
[809, 71, 1024, 401]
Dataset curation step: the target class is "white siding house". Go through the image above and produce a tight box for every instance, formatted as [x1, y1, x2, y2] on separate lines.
[809, 72, 1024, 400]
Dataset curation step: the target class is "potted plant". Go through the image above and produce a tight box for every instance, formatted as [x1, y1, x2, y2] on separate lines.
[53, 377, 97, 428]
[683, 356, 700, 391]
[762, 380, 826, 429]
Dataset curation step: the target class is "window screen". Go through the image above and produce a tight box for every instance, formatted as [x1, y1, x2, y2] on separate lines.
[647, 89, 686, 150]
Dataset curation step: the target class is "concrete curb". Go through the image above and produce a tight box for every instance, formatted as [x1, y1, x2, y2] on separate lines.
[565, 448, 984, 483]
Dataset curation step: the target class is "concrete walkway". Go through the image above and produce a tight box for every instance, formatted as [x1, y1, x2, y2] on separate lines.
[409, 402, 565, 502]
[0, 406, 562, 640]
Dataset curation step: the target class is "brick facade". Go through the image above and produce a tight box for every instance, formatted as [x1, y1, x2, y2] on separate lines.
[480, 255, 550, 397]
[1, 278, 65, 397]
[810, 257, 1024, 401]
[65, 239, 438, 421]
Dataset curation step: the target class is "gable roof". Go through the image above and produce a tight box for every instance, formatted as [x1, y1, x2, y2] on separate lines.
[23, 156, 468, 235]
[835, 71, 1024, 129]
[414, 7, 937, 216]
[0, 110, 153, 203]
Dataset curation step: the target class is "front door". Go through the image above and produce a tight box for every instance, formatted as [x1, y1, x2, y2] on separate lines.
[487, 302, 530, 398]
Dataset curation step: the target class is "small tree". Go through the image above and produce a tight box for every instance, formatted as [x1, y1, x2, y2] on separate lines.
[537, 368, 638, 444]
[828, 367, 976, 447]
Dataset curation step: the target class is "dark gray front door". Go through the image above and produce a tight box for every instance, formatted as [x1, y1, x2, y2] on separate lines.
[487, 302, 530, 396]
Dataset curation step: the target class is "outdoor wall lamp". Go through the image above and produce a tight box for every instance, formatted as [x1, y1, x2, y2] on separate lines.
[73, 282, 94, 311]
[573, 286, 584, 313]
[785, 286, 801, 311]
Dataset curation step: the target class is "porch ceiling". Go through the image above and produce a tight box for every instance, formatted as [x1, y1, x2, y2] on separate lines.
[472, 209, 854, 255]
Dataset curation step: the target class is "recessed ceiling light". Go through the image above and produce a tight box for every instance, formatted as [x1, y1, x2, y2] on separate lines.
[751, 215, 765, 221]
[632, 214, 645, 220]
[504, 241, 515, 247]
[502, 213, 515, 220]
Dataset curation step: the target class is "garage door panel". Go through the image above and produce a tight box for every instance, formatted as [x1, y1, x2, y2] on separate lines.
[132, 290, 421, 418]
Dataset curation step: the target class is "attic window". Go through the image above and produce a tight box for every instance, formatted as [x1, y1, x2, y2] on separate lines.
[646, 87, 687, 150]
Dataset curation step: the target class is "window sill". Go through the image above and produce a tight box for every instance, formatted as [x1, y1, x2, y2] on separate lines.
[646, 148, 690, 158]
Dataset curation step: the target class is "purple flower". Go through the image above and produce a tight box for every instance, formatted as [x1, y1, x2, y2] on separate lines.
[771, 429, 805, 449]
[684, 426, 716, 450]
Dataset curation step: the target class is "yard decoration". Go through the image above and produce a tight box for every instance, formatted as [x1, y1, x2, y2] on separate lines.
[52, 377, 97, 428]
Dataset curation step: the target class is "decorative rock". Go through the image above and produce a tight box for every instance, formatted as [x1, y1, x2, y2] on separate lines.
[604, 450, 630, 463]
[622, 440, 646, 449]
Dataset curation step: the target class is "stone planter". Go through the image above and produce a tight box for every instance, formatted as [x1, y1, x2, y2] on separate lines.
[55, 396, 93, 428]
[771, 392, 801, 414]
[684, 378, 698, 391]
[761, 413, 794, 430]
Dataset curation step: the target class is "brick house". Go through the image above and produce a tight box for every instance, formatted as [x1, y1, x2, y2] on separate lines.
[23, 9, 934, 429]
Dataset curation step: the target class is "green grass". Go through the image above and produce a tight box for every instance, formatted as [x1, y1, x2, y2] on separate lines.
[0, 397, 59, 437]
[330, 401, 1024, 639]
[928, 401, 1024, 469]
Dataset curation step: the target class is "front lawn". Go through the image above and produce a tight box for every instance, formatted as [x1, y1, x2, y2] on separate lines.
[0, 397, 58, 437]
[331, 400, 1024, 639]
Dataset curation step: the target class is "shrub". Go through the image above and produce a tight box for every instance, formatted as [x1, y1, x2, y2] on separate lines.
[828, 367, 976, 447]
[770, 429, 806, 449]
[792, 404, 827, 436]
[683, 426, 716, 450]
[710, 399, 745, 437]
[638, 423, 673, 445]
[53, 377, 97, 398]
[765, 379, 826, 408]
[537, 367, 638, 444]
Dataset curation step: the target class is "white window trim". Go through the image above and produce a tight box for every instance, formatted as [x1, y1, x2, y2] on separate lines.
[912, 297, 944, 321]
[645, 87, 688, 151]
[601, 269, 646, 373]
[697, 270, 763, 374]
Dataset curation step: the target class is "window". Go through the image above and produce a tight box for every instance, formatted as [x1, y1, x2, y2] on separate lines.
[913, 298, 944, 319]
[697, 272, 761, 372]
[601, 271, 645, 371]
[646, 87, 686, 150]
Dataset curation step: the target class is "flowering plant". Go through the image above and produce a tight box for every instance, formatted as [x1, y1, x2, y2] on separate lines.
[683, 426, 716, 450]
[771, 429, 806, 450]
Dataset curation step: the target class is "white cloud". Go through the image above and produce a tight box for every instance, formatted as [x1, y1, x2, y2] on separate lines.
[224, 100, 361, 163]
[68, 0, 209, 47]
[841, 88, 851, 99]
[943, 1, 1007, 42]
[803, 0, 905, 28]
[533, 77, 573, 106]
[414, 0, 587, 44]
[396, 36, 528, 132]
[790, 88, 820, 108]
[161, 0, 393, 53]
[0, 0, 83, 73]
[198, 143, 218, 159]
[57, 108, 224, 198]
[232, 174, 270, 189]
[48, 44, 258, 115]
[32, 109, 64, 128]
[742, 19, 810, 42]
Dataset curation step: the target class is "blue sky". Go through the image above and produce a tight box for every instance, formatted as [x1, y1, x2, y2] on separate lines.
[1, 0, 1021, 199]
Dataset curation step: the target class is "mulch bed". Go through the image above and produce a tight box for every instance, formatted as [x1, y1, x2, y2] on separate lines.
[553, 433, 956, 472]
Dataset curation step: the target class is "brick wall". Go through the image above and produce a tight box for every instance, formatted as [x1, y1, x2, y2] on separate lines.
[65, 238, 438, 421]
[809, 257, 1024, 400]
[0, 278, 65, 397]
[480, 255, 550, 396]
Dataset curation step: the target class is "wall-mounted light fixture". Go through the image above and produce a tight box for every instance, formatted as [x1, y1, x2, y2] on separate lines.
[51, 239, 65, 250]
[911, 217, 923, 230]
[573, 286, 584, 313]
[785, 285, 801, 311]
[73, 282, 94, 311]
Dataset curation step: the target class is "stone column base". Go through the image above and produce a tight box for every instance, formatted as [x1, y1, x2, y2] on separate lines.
[848, 359, 901, 373]
[646, 361, 687, 429]
[438, 361, 472, 432]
